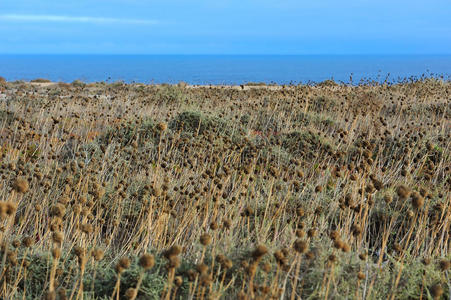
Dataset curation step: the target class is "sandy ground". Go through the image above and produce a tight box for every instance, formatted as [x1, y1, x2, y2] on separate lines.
[27, 81, 293, 90]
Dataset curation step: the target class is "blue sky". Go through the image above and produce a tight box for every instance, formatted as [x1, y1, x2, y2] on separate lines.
[0, 0, 450, 54]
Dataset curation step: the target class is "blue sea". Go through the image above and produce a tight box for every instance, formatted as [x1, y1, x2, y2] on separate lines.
[0, 55, 450, 85]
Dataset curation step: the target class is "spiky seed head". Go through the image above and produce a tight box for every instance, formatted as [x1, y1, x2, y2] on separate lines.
[115, 257, 130, 273]
[351, 224, 362, 236]
[72, 204, 81, 214]
[124, 288, 137, 300]
[91, 248, 104, 261]
[252, 245, 268, 259]
[199, 273, 212, 286]
[411, 192, 424, 209]
[328, 254, 337, 264]
[52, 231, 64, 244]
[186, 269, 197, 281]
[430, 284, 443, 299]
[43, 291, 56, 300]
[439, 259, 450, 272]
[383, 194, 392, 204]
[296, 229, 306, 238]
[196, 263, 209, 274]
[50, 204, 66, 218]
[296, 207, 305, 217]
[167, 255, 180, 269]
[260, 285, 271, 295]
[157, 122, 168, 132]
[329, 231, 340, 241]
[307, 229, 317, 238]
[12, 177, 29, 193]
[7, 251, 17, 265]
[73, 246, 86, 259]
[223, 258, 233, 269]
[305, 250, 315, 260]
[174, 276, 183, 287]
[396, 185, 410, 200]
[273, 251, 285, 262]
[5, 202, 17, 216]
[216, 254, 226, 264]
[262, 262, 271, 273]
[210, 221, 219, 230]
[139, 253, 155, 270]
[223, 219, 232, 229]
[57, 288, 66, 300]
[118, 257, 131, 269]
[12, 240, 20, 248]
[199, 233, 212, 246]
[164, 245, 182, 258]
[341, 243, 351, 253]
[293, 240, 308, 254]
[22, 236, 33, 248]
[422, 257, 431, 265]
[80, 223, 93, 234]
[357, 272, 365, 280]
[333, 240, 344, 250]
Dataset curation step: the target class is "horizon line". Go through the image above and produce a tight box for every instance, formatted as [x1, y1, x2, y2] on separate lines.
[1, 53, 451, 56]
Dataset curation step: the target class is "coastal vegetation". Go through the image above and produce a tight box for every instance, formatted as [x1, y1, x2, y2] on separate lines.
[0, 78, 449, 299]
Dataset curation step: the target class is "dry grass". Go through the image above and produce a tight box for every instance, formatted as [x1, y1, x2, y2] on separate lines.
[0, 78, 449, 299]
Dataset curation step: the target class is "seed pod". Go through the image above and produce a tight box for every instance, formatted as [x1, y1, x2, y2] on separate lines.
[199, 233, 212, 246]
[357, 272, 365, 280]
[50, 204, 66, 218]
[199, 273, 212, 286]
[439, 259, 450, 272]
[293, 239, 308, 254]
[124, 288, 137, 300]
[252, 245, 268, 260]
[118, 257, 130, 269]
[164, 245, 182, 259]
[196, 263, 209, 275]
[262, 262, 271, 273]
[139, 253, 155, 270]
[22, 236, 33, 248]
[223, 258, 233, 269]
[296, 229, 306, 238]
[396, 185, 410, 200]
[186, 269, 197, 281]
[384, 194, 393, 204]
[411, 192, 424, 209]
[167, 255, 180, 269]
[174, 276, 183, 287]
[43, 291, 56, 300]
[80, 223, 93, 234]
[12, 177, 29, 193]
[5, 202, 17, 216]
[91, 248, 104, 261]
[52, 231, 64, 244]
[307, 228, 317, 238]
[351, 224, 362, 236]
[430, 284, 443, 299]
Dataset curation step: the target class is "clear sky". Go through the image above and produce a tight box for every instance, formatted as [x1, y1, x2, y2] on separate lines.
[0, 0, 450, 54]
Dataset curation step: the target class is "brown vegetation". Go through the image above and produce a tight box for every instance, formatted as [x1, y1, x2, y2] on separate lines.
[0, 79, 449, 299]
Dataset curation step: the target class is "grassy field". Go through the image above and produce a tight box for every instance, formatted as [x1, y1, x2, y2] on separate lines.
[0, 78, 450, 299]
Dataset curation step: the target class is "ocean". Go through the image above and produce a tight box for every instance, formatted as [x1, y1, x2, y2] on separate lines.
[0, 55, 450, 85]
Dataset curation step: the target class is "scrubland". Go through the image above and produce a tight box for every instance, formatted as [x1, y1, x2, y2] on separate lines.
[0, 77, 450, 299]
